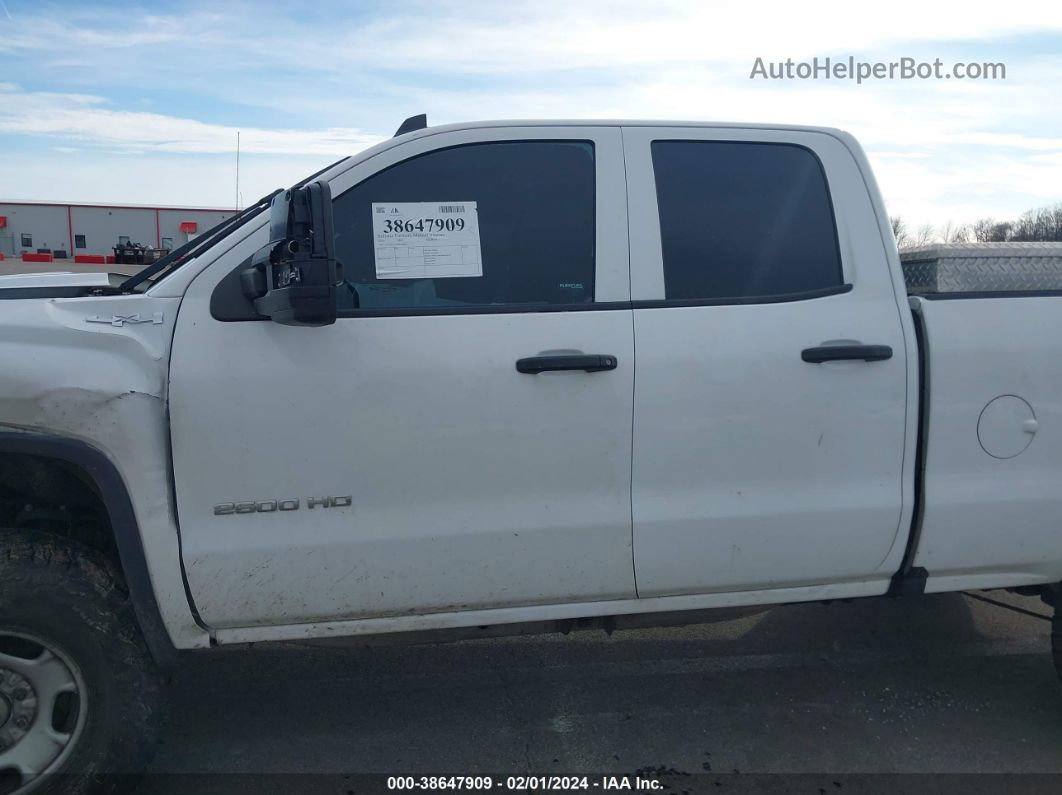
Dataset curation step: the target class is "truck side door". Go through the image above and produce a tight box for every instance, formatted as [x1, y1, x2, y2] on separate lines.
[624, 127, 911, 597]
[170, 127, 636, 628]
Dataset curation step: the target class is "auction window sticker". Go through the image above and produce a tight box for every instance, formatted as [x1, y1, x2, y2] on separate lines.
[372, 201, 483, 279]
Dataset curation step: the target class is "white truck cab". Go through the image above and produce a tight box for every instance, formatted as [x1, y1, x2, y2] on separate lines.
[1, 117, 1060, 794]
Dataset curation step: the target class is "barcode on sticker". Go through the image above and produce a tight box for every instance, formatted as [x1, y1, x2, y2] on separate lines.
[438, 205, 465, 213]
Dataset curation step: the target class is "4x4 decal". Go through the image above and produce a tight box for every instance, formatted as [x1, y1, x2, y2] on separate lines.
[85, 312, 164, 327]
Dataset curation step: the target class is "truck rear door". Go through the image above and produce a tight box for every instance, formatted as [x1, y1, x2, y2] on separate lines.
[623, 126, 912, 597]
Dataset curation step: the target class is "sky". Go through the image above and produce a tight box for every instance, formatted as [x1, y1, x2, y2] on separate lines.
[1, 0, 1061, 229]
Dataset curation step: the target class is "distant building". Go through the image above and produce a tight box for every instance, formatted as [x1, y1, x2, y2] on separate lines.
[0, 200, 235, 258]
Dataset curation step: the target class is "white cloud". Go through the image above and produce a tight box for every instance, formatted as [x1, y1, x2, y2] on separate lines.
[1, 0, 1060, 227]
[5, 2, 1062, 90]
[0, 150, 339, 208]
[0, 86, 381, 155]
[320, 0, 1062, 75]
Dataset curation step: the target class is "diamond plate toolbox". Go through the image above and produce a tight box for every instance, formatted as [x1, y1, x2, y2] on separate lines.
[900, 242, 1062, 294]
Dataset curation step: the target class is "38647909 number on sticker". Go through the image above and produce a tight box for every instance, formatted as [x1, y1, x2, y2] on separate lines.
[372, 201, 483, 279]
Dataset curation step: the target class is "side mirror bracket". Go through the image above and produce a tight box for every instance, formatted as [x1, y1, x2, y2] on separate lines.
[241, 180, 337, 326]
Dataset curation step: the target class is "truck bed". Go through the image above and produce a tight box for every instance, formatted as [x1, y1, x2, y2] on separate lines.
[906, 272, 1062, 593]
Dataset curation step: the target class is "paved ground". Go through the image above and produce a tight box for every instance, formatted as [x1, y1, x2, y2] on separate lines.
[137, 591, 1061, 793]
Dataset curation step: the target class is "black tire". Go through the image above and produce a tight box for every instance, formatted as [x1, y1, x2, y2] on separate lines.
[0, 529, 164, 795]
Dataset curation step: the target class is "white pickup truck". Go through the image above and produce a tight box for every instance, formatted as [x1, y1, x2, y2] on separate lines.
[1, 117, 1060, 794]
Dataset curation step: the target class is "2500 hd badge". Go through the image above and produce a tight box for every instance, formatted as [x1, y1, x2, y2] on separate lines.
[214, 495, 353, 515]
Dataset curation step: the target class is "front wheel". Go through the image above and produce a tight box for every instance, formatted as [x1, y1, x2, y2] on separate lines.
[0, 530, 164, 794]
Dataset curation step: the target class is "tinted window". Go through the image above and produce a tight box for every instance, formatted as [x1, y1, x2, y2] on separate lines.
[74, 234, 86, 249]
[332, 141, 595, 311]
[651, 141, 842, 301]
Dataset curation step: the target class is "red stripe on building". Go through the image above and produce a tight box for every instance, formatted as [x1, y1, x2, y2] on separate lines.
[0, 201, 234, 212]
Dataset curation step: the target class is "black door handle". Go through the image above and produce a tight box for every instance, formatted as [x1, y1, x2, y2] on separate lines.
[516, 354, 618, 374]
[802, 344, 893, 363]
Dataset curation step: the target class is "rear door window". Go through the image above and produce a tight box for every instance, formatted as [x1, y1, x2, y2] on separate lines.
[651, 141, 843, 302]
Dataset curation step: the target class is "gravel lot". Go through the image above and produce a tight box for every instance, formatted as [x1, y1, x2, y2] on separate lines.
[137, 591, 1061, 793]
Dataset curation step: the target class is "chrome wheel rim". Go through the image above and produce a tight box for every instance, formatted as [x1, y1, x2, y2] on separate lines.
[0, 632, 87, 794]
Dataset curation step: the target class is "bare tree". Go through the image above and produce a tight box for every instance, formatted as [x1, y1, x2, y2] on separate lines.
[951, 224, 971, 243]
[914, 223, 936, 247]
[1009, 203, 1062, 241]
[972, 218, 995, 242]
[890, 216, 910, 249]
[972, 218, 1012, 241]
[901, 202, 1062, 246]
[989, 222, 1013, 242]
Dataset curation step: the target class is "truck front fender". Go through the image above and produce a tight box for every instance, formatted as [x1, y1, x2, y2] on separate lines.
[0, 430, 180, 665]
